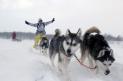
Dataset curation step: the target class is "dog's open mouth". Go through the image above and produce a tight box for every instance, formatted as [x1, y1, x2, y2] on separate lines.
[66, 53, 73, 57]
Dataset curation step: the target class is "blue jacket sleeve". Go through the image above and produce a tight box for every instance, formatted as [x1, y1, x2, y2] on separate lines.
[44, 20, 53, 26]
[25, 21, 37, 27]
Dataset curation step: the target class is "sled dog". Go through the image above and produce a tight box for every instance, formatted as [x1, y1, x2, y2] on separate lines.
[81, 27, 115, 75]
[49, 28, 82, 77]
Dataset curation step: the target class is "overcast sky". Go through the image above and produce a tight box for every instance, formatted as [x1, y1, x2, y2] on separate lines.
[0, 0, 123, 36]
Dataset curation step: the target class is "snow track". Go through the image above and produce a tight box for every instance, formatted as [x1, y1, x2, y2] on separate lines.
[0, 39, 123, 81]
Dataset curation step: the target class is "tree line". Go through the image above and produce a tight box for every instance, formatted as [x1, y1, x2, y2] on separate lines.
[0, 32, 122, 41]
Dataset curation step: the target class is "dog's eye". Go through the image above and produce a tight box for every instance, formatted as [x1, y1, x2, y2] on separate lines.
[66, 42, 69, 45]
[73, 43, 77, 46]
[103, 64, 106, 66]
[109, 64, 112, 66]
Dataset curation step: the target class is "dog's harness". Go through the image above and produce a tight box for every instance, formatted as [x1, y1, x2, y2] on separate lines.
[73, 54, 97, 69]
[59, 35, 96, 69]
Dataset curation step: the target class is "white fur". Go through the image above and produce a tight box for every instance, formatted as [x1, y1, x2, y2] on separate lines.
[95, 60, 111, 75]
[97, 49, 105, 58]
[85, 49, 113, 75]
[63, 40, 80, 54]
[51, 28, 82, 81]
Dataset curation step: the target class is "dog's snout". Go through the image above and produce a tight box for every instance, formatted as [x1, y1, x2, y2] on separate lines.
[105, 70, 110, 75]
[67, 49, 71, 54]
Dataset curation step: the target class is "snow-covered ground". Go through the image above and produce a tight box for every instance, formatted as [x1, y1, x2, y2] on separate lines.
[0, 39, 123, 81]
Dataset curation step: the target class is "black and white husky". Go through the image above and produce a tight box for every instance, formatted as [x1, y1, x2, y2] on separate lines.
[49, 28, 82, 80]
[81, 27, 115, 75]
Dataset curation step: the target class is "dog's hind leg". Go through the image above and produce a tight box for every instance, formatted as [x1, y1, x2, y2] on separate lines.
[49, 51, 56, 67]
[39, 47, 42, 54]
[57, 53, 63, 72]
[80, 48, 87, 63]
[44, 49, 47, 55]
[51, 55, 56, 67]
[88, 54, 94, 67]
[42, 48, 47, 55]
[94, 61, 99, 74]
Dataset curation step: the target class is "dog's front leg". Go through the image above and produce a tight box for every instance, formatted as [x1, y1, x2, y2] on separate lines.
[58, 61, 63, 73]
[59, 58, 71, 81]
[63, 58, 71, 81]
[50, 53, 56, 67]
[57, 57, 69, 73]
[61, 65, 71, 81]
[95, 61, 100, 74]
[95, 66, 99, 74]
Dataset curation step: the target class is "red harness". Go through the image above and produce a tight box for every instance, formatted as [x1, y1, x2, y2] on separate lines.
[74, 54, 97, 69]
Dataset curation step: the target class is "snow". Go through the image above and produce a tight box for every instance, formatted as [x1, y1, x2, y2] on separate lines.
[0, 39, 123, 81]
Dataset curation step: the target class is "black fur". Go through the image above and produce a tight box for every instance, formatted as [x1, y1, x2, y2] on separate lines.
[81, 32, 115, 75]
[82, 33, 115, 61]
[65, 33, 82, 47]
[49, 29, 82, 65]
[49, 35, 65, 58]
[39, 37, 49, 49]
[97, 50, 115, 64]
[84, 34, 108, 58]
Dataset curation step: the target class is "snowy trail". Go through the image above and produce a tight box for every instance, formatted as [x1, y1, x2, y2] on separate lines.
[0, 39, 123, 81]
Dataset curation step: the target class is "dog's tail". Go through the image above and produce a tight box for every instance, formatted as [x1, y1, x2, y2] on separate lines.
[80, 26, 101, 61]
[83, 26, 100, 39]
[54, 28, 61, 37]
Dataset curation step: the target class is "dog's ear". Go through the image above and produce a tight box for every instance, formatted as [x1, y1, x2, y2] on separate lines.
[97, 50, 105, 58]
[66, 29, 71, 35]
[110, 49, 114, 57]
[77, 28, 82, 37]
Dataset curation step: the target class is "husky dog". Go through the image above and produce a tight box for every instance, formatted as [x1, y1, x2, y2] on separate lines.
[49, 28, 82, 80]
[81, 27, 115, 75]
[39, 36, 49, 54]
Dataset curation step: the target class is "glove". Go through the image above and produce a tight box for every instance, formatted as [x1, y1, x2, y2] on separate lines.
[25, 21, 29, 24]
[52, 18, 55, 22]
